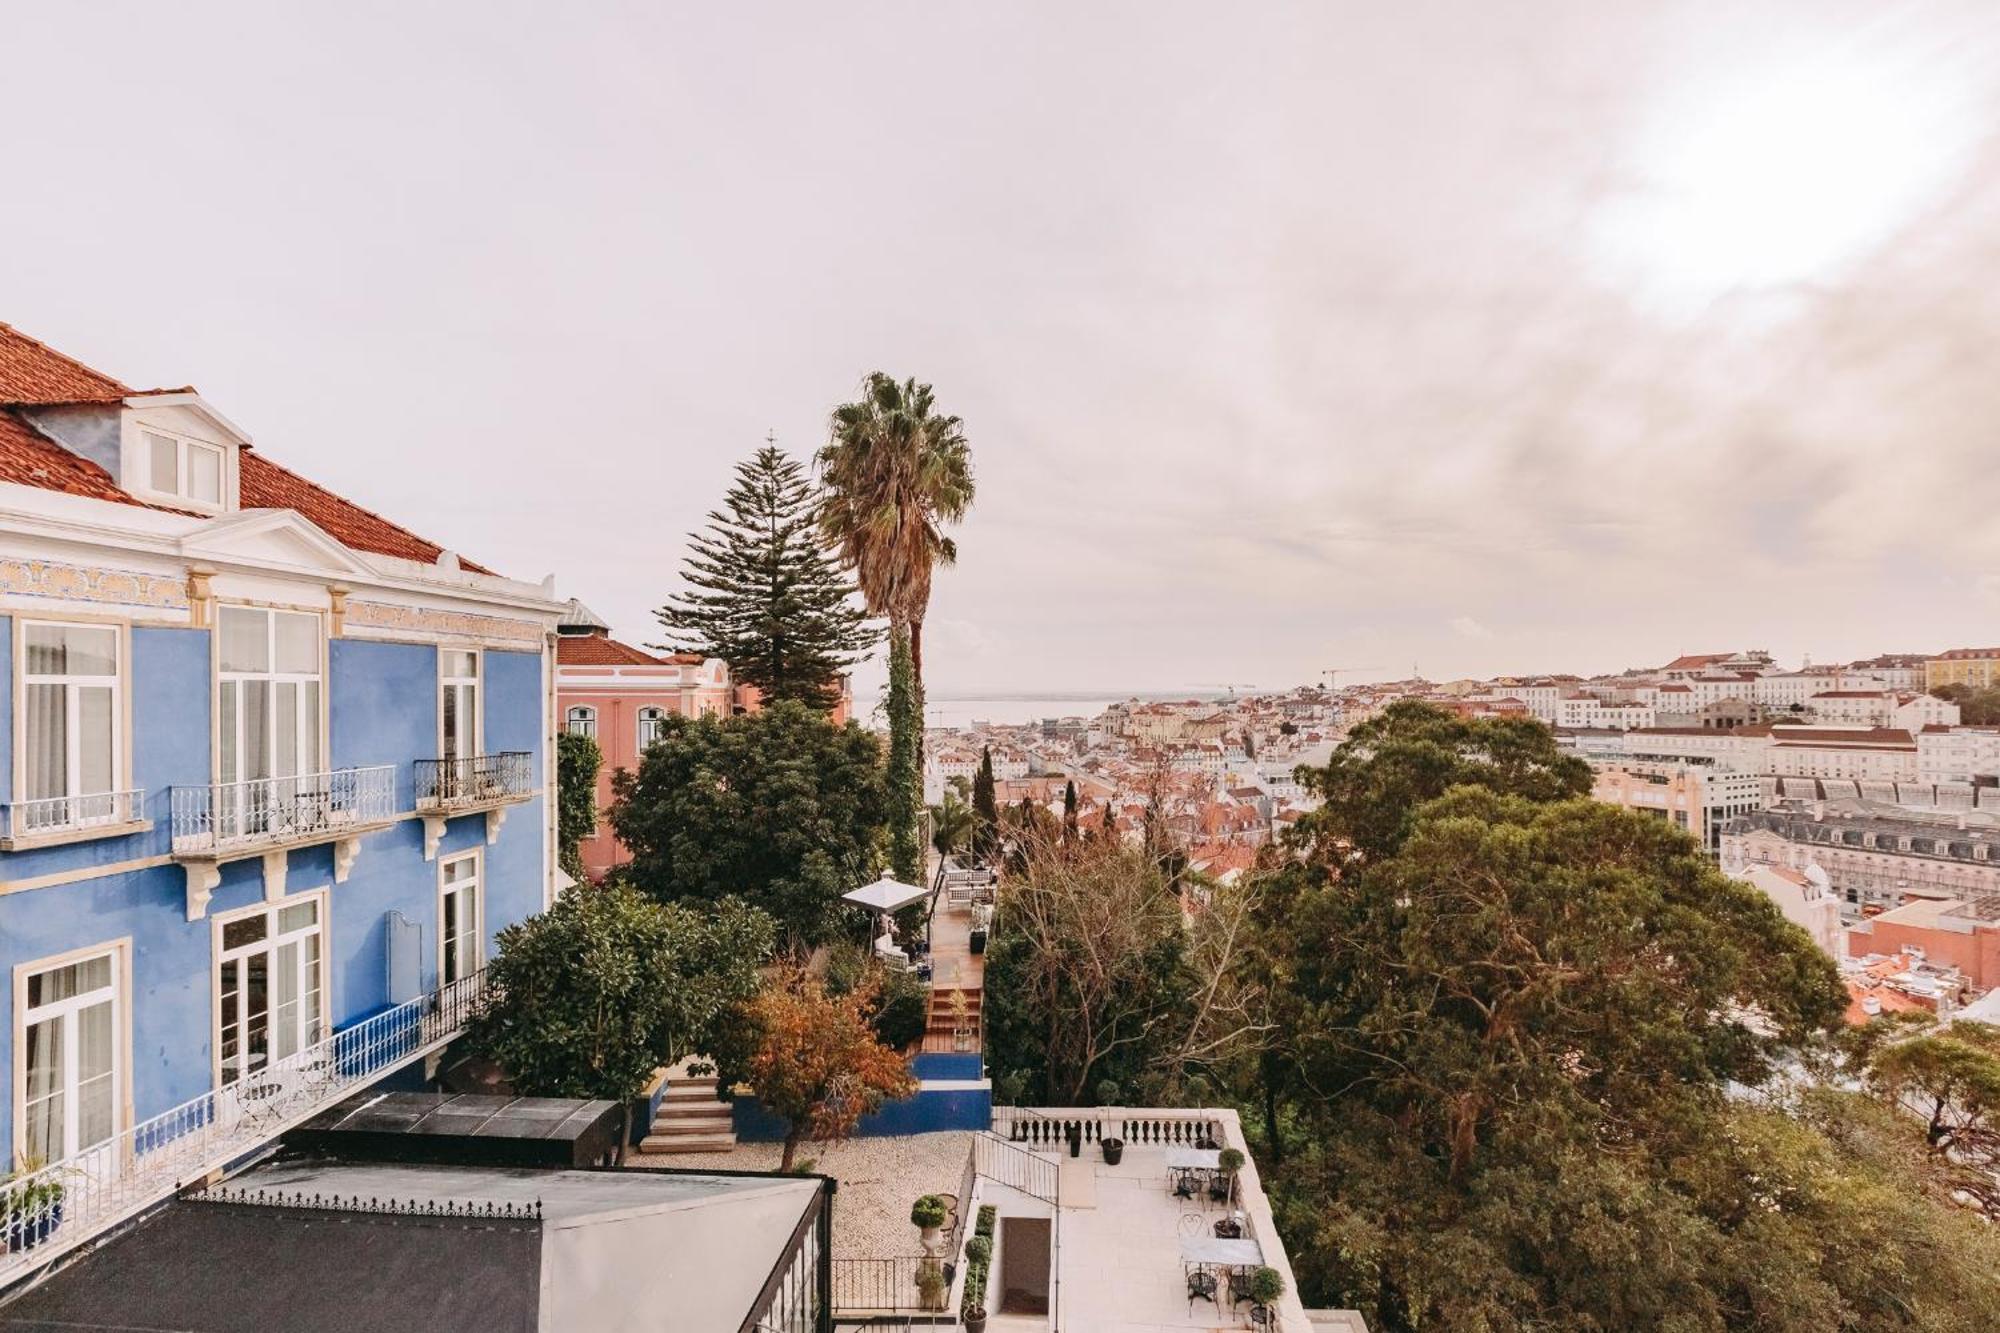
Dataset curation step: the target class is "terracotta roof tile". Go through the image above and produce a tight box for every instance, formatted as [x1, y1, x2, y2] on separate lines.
[0, 323, 130, 405]
[238, 452, 491, 574]
[557, 633, 671, 667]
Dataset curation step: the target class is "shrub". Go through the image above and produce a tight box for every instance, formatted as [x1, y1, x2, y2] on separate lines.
[1218, 1147, 1245, 1174]
[965, 1235, 992, 1265]
[871, 968, 929, 1049]
[911, 1194, 948, 1229]
[1248, 1265, 1285, 1305]
[1095, 1077, 1122, 1105]
[975, 1203, 997, 1238]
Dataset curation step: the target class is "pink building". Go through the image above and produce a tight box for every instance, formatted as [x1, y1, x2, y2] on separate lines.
[554, 601, 731, 882]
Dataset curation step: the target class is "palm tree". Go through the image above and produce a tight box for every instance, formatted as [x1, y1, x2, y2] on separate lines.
[818, 374, 975, 686]
[930, 791, 976, 859]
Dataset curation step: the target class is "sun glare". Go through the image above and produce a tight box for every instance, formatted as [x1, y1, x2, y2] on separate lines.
[1590, 50, 1976, 310]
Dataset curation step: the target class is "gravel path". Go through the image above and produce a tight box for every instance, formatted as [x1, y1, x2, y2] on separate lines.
[636, 1131, 975, 1259]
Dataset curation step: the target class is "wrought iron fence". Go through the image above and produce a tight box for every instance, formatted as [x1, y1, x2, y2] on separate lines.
[1, 788, 144, 842]
[829, 1255, 952, 1314]
[169, 765, 396, 853]
[414, 751, 533, 811]
[0, 970, 485, 1284]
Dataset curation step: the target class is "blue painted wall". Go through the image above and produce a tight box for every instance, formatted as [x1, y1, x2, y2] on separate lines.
[731, 1081, 995, 1141]
[0, 616, 549, 1156]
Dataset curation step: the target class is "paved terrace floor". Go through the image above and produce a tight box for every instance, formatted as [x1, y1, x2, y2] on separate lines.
[929, 898, 985, 992]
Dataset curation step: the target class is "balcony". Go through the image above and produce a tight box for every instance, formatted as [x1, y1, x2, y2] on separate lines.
[0, 970, 485, 1292]
[413, 752, 533, 860]
[169, 766, 398, 919]
[0, 788, 149, 851]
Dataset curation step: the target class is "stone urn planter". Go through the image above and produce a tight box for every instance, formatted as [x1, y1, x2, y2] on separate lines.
[911, 1194, 948, 1254]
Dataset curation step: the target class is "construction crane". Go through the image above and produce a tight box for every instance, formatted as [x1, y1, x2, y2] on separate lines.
[1199, 683, 1258, 698]
[1321, 666, 1385, 690]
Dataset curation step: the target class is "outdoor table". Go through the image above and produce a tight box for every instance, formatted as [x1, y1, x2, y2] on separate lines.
[1164, 1148, 1222, 1172]
[1179, 1235, 1264, 1270]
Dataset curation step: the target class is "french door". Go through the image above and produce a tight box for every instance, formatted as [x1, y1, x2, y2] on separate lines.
[217, 900, 323, 1086]
[440, 852, 482, 985]
[217, 607, 323, 838]
[19, 951, 120, 1165]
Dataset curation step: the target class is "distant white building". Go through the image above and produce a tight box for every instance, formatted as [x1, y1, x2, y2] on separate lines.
[1735, 863, 1844, 958]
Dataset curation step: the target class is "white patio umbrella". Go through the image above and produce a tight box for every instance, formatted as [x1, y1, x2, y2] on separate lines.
[843, 870, 931, 964]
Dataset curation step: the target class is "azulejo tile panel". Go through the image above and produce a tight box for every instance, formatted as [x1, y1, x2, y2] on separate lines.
[0, 557, 189, 609]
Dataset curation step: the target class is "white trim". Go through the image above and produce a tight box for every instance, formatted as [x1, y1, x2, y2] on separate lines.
[12, 937, 133, 1169]
[564, 705, 597, 738]
[439, 645, 483, 762]
[438, 848, 484, 986]
[12, 618, 132, 836]
[208, 888, 329, 1090]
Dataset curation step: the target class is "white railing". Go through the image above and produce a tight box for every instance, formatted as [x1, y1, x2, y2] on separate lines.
[1, 789, 144, 842]
[0, 969, 485, 1283]
[169, 765, 396, 854]
[414, 751, 532, 812]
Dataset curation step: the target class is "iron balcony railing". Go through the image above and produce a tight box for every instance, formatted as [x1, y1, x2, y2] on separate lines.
[169, 765, 396, 854]
[829, 1255, 954, 1315]
[1, 788, 144, 843]
[414, 751, 533, 812]
[0, 969, 486, 1285]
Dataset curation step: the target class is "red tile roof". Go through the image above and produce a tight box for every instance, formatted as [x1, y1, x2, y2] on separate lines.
[238, 452, 491, 574]
[1663, 653, 1732, 670]
[0, 322, 491, 573]
[0, 411, 140, 503]
[0, 323, 132, 405]
[557, 633, 675, 667]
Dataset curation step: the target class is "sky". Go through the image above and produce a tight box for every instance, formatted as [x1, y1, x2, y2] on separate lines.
[3, 1, 1998, 698]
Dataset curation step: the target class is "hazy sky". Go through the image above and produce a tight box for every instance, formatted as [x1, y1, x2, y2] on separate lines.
[4, 2, 1998, 696]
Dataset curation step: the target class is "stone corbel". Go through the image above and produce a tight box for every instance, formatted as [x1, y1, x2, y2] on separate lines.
[262, 850, 288, 901]
[186, 565, 217, 629]
[184, 861, 221, 921]
[422, 815, 446, 862]
[485, 806, 507, 845]
[327, 583, 350, 638]
[334, 835, 361, 884]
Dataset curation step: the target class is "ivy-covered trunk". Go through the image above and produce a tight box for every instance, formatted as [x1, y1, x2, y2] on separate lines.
[886, 622, 924, 884]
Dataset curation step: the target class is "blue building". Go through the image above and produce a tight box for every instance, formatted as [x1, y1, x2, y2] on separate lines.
[0, 321, 562, 1275]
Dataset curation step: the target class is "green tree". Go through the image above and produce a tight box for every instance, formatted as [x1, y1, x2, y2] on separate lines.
[1862, 1017, 2000, 1215]
[655, 443, 876, 712]
[1062, 779, 1079, 844]
[556, 730, 602, 882]
[1932, 682, 2000, 725]
[819, 373, 975, 871]
[465, 885, 772, 1159]
[930, 790, 976, 858]
[746, 976, 918, 1171]
[609, 701, 888, 951]
[971, 747, 1000, 859]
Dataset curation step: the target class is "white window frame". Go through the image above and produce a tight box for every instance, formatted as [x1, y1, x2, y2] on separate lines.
[14, 619, 129, 833]
[566, 705, 596, 738]
[210, 892, 328, 1089]
[439, 850, 483, 986]
[439, 647, 483, 762]
[215, 605, 328, 789]
[13, 939, 131, 1168]
[139, 427, 226, 509]
[636, 705, 667, 749]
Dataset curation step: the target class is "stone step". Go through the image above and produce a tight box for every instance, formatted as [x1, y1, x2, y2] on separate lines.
[661, 1081, 723, 1102]
[649, 1116, 734, 1136]
[638, 1131, 737, 1154]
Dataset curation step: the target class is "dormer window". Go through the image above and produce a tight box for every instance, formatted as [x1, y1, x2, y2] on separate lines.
[145, 430, 223, 506]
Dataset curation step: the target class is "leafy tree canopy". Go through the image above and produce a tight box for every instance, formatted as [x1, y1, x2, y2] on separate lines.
[609, 701, 887, 950]
[746, 975, 918, 1171]
[655, 443, 875, 713]
[555, 730, 602, 882]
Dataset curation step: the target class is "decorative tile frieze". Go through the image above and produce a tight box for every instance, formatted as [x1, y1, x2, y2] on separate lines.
[342, 598, 545, 648]
[0, 556, 189, 609]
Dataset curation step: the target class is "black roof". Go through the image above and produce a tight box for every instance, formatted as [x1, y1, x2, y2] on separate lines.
[0, 1200, 540, 1333]
[286, 1091, 623, 1168]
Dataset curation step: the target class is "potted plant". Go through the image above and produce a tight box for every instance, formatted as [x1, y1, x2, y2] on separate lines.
[1247, 1265, 1286, 1325]
[1218, 1146, 1245, 1177]
[2, 1166, 64, 1254]
[961, 1234, 992, 1333]
[910, 1194, 948, 1252]
[914, 1256, 948, 1312]
[1100, 1135, 1124, 1165]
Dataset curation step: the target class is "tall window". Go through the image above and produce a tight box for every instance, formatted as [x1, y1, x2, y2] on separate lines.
[144, 430, 223, 506]
[440, 852, 482, 985]
[217, 898, 323, 1086]
[440, 649, 480, 761]
[19, 949, 120, 1164]
[565, 705, 596, 738]
[20, 623, 121, 831]
[218, 608, 323, 831]
[636, 706, 667, 748]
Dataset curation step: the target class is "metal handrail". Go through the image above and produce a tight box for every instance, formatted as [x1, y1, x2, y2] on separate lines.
[0, 969, 486, 1285]
[414, 751, 533, 811]
[169, 765, 396, 853]
[1, 789, 144, 840]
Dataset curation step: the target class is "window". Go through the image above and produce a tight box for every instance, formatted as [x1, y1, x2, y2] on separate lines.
[216, 898, 323, 1086]
[566, 706, 596, 738]
[19, 948, 121, 1164]
[440, 852, 482, 985]
[143, 430, 223, 506]
[636, 706, 667, 748]
[19, 623, 122, 832]
[440, 649, 480, 761]
[217, 608, 323, 834]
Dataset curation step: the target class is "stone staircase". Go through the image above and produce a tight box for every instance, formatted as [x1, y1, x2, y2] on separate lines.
[637, 1067, 737, 1155]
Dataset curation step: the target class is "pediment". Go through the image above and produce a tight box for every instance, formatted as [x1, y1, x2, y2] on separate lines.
[181, 508, 376, 577]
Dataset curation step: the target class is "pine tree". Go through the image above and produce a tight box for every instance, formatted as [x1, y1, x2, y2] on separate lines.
[656, 442, 876, 712]
[971, 747, 1000, 860]
[1062, 780, 1079, 844]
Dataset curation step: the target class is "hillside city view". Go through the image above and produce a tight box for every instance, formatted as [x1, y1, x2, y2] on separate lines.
[3, 5, 2000, 1332]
